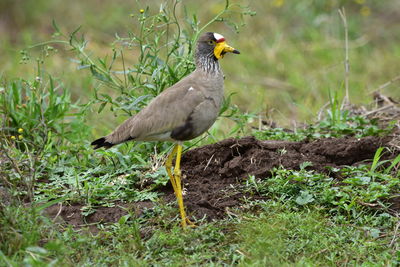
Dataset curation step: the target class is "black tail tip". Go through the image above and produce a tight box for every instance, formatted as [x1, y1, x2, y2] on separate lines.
[91, 137, 114, 149]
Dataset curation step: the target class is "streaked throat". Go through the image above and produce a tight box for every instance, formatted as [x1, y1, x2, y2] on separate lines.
[196, 53, 221, 75]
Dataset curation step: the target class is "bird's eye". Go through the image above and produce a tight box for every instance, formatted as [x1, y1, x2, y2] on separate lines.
[208, 40, 216, 45]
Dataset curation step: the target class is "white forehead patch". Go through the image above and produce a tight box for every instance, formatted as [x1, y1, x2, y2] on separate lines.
[213, 33, 224, 41]
[188, 86, 194, 91]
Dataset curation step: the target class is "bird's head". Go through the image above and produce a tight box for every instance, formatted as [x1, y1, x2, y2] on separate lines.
[197, 32, 240, 60]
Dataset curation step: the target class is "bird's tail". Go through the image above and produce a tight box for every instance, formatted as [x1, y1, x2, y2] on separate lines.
[91, 137, 115, 149]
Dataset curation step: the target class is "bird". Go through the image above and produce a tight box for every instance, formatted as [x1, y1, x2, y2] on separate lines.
[91, 32, 240, 228]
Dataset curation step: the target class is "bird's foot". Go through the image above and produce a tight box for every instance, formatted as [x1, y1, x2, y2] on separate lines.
[181, 217, 196, 228]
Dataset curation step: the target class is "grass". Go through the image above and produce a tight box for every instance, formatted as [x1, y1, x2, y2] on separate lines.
[238, 205, 396, 266]
[1, 0, 400, 266]
[1, 198, 398, 266]
[1, 204, 238, 266]
[2, 1, 400, 129]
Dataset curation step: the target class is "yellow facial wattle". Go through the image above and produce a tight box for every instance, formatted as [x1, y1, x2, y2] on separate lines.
[214, 41, 240, 59]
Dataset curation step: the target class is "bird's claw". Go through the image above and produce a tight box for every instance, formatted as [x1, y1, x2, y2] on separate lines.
[182, 217, 196, 228]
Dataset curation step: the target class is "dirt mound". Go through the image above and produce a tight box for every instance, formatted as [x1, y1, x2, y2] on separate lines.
[46, 135, 397, 228]
[177, 135, 394, 220]
[182, 135, 391, 179]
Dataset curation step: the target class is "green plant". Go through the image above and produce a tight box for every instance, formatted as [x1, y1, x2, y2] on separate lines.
[254, 112, 389, 141]
[2, 1, 400, 266]
[39, 0, 254, 121]
[242, 156, 399, 224]
[238, 205, 397, 266]
[0, 73, 90, 201]
[369, 146, 400, 176]
[0, 77, 85, 148]
[254, 90, 390, 141]
[0, 205, 55, 264]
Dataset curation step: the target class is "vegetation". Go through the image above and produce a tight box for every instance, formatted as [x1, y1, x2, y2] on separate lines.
[1, 0, 399, 266]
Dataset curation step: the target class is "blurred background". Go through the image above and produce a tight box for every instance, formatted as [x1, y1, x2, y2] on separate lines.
[1, 0, 400, 137]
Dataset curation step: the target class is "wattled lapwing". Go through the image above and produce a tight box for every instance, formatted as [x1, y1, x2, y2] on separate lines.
[91, 32, 240, 227]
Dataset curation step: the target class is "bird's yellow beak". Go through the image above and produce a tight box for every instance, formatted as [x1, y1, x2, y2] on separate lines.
[214, 41, 240, 59]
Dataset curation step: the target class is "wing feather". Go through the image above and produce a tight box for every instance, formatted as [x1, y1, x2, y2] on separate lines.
[105, 75, 205, 144]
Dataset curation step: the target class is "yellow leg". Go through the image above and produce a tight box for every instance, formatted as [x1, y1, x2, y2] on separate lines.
[165, 145, 179, 194]
[165, 144, 195, 228]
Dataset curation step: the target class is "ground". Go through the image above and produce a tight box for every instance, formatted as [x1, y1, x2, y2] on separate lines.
[2, 1, 400, 265]
[45, 134, 399, 230]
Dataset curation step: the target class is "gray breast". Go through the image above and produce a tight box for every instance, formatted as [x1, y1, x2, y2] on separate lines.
[171, 74, 224, 141]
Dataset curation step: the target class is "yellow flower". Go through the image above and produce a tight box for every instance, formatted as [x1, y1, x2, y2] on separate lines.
[140, 9, 145, 13]
[11, 136, 16, 140]
[360, 6, 371, 17]
[18, 135, 23, 140]
[272, 0, 284, 7]
[18, 128, 23, 133]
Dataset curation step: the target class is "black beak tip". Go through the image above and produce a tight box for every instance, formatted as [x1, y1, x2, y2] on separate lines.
[233, 49, 240, 54]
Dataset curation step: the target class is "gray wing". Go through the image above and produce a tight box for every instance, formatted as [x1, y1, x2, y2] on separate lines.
[130, 82, 206, 140]
[105, 78, 206, 144]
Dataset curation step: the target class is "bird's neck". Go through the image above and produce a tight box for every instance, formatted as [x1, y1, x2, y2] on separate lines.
[195, 54, 221, 75]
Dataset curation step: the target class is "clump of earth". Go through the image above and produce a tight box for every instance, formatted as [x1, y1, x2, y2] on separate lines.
[46, 134, 399, 230]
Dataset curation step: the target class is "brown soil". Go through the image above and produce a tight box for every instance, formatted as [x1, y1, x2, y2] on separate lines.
[45, 135, 399, 229]
[45, 201, 153, 233]
[178, 135, 396, 220]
